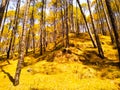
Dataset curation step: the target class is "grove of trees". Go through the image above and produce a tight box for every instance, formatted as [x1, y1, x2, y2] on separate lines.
[0, 0, 120, 86]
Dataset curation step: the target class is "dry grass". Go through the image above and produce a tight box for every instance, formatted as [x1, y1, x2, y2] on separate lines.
[0, 33, 120, 90]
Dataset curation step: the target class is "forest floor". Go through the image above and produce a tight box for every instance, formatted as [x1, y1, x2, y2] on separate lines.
[0, 33, 120, 90]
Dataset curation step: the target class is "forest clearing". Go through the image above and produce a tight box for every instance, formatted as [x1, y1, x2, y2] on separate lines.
[0, 0, 120, 90]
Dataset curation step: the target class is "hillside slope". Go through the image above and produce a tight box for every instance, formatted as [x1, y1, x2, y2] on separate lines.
[0, 33, 120, 90]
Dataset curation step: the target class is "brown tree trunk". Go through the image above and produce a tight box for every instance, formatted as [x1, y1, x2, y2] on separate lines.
[0, 0, 7, 27]
[105, 0, 120, 67]
[65, 0, 69, 48]
[100, 0, 115, 44]
[96, 0, 106, 35]
[0, 0, 10, 39]
[87, 0, 104, 58]
[69, 0, 74, 32]
[53, 0, 57, 48]
[7, 0, 21, 59]
[43, 0, 47, 52]
[60, 0, 65, 46]
[76, 0, 97, 48]
[40, 0, 44, 55]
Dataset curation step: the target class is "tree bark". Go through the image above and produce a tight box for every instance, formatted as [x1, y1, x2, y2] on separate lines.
[65, 0, 69, 48]
[0, 0, 7, 27]
[76, 0, 97, 48]
[105, 0, 120, 67]
[100, 0, 115, 44]
[87, 0, 104, 58]
[14, 0, 30, 86]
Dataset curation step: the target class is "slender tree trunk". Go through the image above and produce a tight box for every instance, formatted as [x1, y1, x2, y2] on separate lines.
[100, 0, 115, 44]
[26, 27, 31, 55]
[76, 0, 97, 48]
[0, 0, 10, 41]
[69, 0, 74, 32]
[26, 0, 35, 55]
[60, 0, 65, 46]
[31, 0, 35, 54]
[105, 0, 120, 67]
[65, 0, 69, 48]
[96, 0, 106, 35]
[11, 0, 21, 58]
[0, 0, 7, 27]
[43, 0, 47, 52]
[14, 0, 30, 86]
[87, 0, 104, 58]
[40, 0, 44, 55]
[53, 0, 57, 48]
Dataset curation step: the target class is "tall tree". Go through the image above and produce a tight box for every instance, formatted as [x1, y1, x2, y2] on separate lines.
[60, 0, 65, 46]
[76, 0, 97, 48]
[0, 0, 7, 27]
[7, 0, 21, 59]
[53, 0, 57, 48]
[105, 0, 120, 67]
[65, 0, 69, 48]
[40, 0, 44, 55]
[69, 0, 74, 32]
[95, 0, 106, 35]
[26, 0, 36, 55]
[0, 0, 10, 40]
[100, 0, 115, 44]
[87, 0, 104, 58]
[14, 0, 30, 86]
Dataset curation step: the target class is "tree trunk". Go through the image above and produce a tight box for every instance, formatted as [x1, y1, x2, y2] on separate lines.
[53, 0, 57, 48]
[87, 0, 104, 58]
[0, 0, 7, 27]
[40, 0, 44, 55]
[65, 0, 69, 48]
[69, 0, 74, 32]
[31, 0, 35, 54]
[43, 0, 47, 52]
[14, 0, 30, 86]
[0, 0, 10, 40]
[7, 0, 21, 59]
[76, 0, 97, 48]
[100, 0, 115, 44]
[96, 0, 106, 35]
[105, 0, 120, 67]
[60, 0, 65, 46]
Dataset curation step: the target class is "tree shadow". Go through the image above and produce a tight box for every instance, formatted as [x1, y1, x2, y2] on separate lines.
[73, 49, 120, 70]
[0, 64, 8, 69]
[0, 67, 14, 84]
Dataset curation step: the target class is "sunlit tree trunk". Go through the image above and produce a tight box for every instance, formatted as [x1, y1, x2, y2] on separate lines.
[26, 0, 36, 55]
[87, 0, 104, 58]
[7, 0, 21, 59]
[14, 0, 30, 86]
[0, 0, 10, 40]
[76, 0, 97, 48]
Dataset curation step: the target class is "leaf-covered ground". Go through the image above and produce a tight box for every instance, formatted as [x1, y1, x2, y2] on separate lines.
[0, 33, 120, 90]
